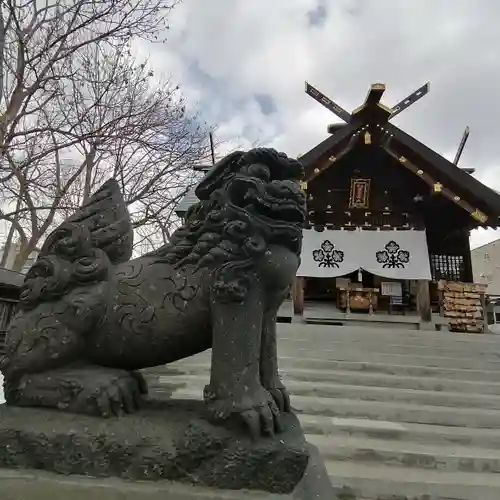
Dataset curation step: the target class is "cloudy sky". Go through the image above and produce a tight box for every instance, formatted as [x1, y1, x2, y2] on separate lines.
[139, 0, 500, 249]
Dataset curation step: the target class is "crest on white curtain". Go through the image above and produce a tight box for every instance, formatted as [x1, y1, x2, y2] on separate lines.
[297, 229, 431, 280]
[375, 241, 411, 269]
[312, 240, 344, 268]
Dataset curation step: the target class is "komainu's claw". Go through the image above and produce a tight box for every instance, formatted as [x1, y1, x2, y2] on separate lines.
[258, 402, 276, 437]
[266, 384, 291, 413]
[204, 384, 282, 439]
[83, 369, 145, 418]
[241, 409, 261, 440]
[269, 400, 283, 433]
[130, 370, 149, 395]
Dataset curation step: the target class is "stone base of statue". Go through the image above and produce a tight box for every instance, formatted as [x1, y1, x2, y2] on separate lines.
[0, 399, 336, 499]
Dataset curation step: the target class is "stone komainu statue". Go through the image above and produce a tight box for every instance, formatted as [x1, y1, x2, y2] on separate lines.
[1, 148, 306, 438]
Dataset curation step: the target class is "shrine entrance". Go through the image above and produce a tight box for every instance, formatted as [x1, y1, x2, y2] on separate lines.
[304, 270, 415, 316]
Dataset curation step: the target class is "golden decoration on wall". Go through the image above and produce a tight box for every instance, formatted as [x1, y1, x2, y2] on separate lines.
[349, 178, 371, 209]
[364, 131, 372, 144]
[472, 210, 488, 223]
[300, 181, 308, 191]
[433, 183, 442, 193]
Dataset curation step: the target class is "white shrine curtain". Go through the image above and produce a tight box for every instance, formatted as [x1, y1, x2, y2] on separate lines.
[297, 229, 361, 278]
[297, 229, 431, 280]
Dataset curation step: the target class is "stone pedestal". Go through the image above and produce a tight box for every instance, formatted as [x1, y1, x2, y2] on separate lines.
[0, 400, 337, 499]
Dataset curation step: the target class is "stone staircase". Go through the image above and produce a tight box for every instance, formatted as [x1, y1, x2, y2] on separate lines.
[144, 323, 500, 500]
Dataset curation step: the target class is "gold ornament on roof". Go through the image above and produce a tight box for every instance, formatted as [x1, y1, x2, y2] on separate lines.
[472, 210, 488, 223]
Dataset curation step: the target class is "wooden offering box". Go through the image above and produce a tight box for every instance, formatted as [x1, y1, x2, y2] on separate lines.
[338, 287, 379, 314]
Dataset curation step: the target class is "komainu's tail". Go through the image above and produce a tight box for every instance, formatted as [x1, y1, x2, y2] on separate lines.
[1, 179, 133, 375]
[21, 179, 133, 309]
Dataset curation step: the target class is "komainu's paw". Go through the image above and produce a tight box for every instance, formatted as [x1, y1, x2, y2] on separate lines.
[5, 366, 149, 418]
[64, 369, 148, 417]
[82, 372, 147, 418]
[204, 383, 281, 439]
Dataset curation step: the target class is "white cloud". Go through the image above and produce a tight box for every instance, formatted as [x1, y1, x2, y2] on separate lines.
[141, 0, 500, 248]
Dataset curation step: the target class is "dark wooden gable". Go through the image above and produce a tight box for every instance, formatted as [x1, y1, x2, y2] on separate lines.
[306, 142, 472, 232]
[301, 123, 500, 229]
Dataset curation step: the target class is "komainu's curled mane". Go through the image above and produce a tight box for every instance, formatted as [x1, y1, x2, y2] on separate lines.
[149, 148, 305, 300]
[1, 147, 306, 439]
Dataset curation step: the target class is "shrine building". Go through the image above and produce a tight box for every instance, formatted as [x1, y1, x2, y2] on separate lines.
[176, 82, 500, 327]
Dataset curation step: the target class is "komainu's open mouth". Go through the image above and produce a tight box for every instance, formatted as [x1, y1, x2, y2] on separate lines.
[229, 176, 306, 225]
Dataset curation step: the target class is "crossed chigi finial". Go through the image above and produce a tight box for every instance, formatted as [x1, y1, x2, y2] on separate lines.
[304, 81, 430, 123]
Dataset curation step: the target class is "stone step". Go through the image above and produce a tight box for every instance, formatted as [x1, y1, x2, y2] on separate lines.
[299, 414, 500, 449]
[281, 368, 500, 395]
[275, 348, 500, 371]
[152, 388, 500, 429]
[279, 357, 500, 381]
[148, 374, 500, 410]
[306, 434, 500, 474]
[166, 357, 500, 383]
[291, 395, 500, 429]
[169, 333, 500, 359]
[278, 324, 500, 346]
[180, 349, 500, 373]
[145, 382, 500, 450]
[325, 460, 500, 500]
[159, 334, 500, 370]
[155, 328, 500, 362]
[146, 364, 500, 395]
[278, 336, 500, 358]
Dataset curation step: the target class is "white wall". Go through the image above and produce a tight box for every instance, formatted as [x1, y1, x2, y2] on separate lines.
[0, 243, 38, 274]
[472, 239, 500, 295]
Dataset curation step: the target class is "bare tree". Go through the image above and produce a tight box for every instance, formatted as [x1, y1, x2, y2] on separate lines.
[0, 0, 213, 271]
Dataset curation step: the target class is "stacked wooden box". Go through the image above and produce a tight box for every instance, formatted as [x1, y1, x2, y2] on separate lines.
[438, 280, 487, 333]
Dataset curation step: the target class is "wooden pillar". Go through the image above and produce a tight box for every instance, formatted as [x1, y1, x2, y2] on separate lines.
[481, 291, 488, 333]
[462, 230, 473, 282]
[293, 277, 304, 316]
[417, 279, 432, 323]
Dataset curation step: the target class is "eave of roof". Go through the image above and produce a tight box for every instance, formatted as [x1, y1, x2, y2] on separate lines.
[300, 121, 361, 176]
[175, 188, 199, 217]
[385, 122, 500, 217]
[300, 120, 500, 222]
[0, 268, 24, 287]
